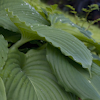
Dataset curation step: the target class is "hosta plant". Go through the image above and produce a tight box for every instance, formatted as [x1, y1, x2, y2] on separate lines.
[0, 0, 100, 100]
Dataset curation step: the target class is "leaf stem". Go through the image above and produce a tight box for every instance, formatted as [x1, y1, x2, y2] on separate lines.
[10, 38, 29, 50]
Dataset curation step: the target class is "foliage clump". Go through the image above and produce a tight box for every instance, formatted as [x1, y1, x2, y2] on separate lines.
[0, 0, 100, 100]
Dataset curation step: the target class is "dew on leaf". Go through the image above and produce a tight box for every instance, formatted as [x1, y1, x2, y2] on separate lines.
[88, 80, 91, 83]
[24, 2, 29, 5]
[6, 14, 8, 16]
[21, 4, 23, 6]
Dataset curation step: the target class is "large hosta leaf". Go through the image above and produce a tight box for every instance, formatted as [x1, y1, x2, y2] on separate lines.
[51, 22, 100, 52]
[0, 35, 8, 69]
[0, 77, 7, 100]
[46, 44, 100, 100]
[48, 14, 100, 53]
[6, 10, 92, 74]
[0, 48, 75, 100]
[0, 0, 49, 32]
[48, 14, 93, 39]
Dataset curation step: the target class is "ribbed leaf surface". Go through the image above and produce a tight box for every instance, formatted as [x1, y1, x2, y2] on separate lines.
[6, 10, 92, 74]
[46, 44, 100, 100]
[48, 14, 92, 39]
[0, 77, 7, 100]
[0, 35, 8, 69]
[0, 0, 49, 32]
[0, 48, 74, 100]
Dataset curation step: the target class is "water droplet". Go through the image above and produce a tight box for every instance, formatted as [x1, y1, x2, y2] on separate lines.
[29, 5, 31, 9]
[21, 4, 23, 6]
[31, 26, 33, 28]
[32, 13, 34, 15]
[41, 89, 42, 91]
[72, 23, 74, 26]
[26, 14, 28, 15]
[6, 14, 8, 16]
[88, 80, 91, 83]
[31, 7, 35, 11]
[25, 2, 29, 5]
[60, 19, 62, 21]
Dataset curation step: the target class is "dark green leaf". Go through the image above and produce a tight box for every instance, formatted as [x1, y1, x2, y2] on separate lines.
[46, 44, 100, 100]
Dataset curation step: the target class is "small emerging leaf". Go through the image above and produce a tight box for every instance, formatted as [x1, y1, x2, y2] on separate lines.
[66, 5, 75, 11]
[51, 4, 58, 10]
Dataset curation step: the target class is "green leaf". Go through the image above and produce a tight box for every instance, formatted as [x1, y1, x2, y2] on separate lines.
[0, 48, 75, 100]
[48, 14, 93, 39]
[66, 5, 75, 11]
[50, 4, 58, 11]
[48, 14, 100, 53]
[0, 27, 21, 42]
[48, 14, 72, 25]
[0, 0, 50, 32]
[0, 77, 7, 100]
[82, 8, 90, 12]
[70, 11, 77, 14]
[46, 44, 100, 100]
[7, 10, 93, 74]
[0, 35, 8, 70]
[92, 54, 100, 66]
[88, 4, 99, 11]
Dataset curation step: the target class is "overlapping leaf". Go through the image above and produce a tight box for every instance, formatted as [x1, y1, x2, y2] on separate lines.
[0, 0, 49, 32]
[0, 35, 8, 70]
[48, 14, 93, 39]
[0, 48, 76, 100]
[46, 44, 100, 100]
[0, 27, 21, 42]
[48, 14, 100, 53]
[0, 77, 7, 100]
[6, 9, 93, 74]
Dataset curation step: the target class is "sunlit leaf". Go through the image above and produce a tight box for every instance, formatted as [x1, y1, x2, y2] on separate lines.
[66, 5, 75, 11]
